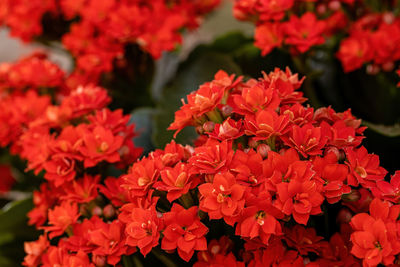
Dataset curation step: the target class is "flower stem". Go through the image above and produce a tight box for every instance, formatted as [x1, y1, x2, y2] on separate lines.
[152, 248, 178, 267]
[206, 109, 223, 124]
[179, 192, 194, 209]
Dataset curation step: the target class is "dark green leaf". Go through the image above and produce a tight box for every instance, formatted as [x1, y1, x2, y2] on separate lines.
[0, 197, 33, 232]
[130, 107, 156, 155]
[363, 121, 400, 137]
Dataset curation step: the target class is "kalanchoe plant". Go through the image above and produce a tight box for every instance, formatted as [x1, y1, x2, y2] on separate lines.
[233, 0, 400, 74]
[21, 68, 400, 266]
[0, 0, 221, 88]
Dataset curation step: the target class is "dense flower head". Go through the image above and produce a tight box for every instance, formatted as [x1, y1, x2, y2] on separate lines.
[233, 0, 400, 74]
[20, 66, 400, 266]
[0, 0, 221, 85]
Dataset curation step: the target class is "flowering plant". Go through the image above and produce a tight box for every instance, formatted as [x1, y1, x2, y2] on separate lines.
[19, 67, 400, 266]
[0, 1, 399, 266]
[233, 0, 400, 129]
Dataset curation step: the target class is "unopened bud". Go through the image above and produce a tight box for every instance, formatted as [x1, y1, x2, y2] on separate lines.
[383, 12, 395, 24]
[257, 144, 271, 158]
[93, 255, 106, 267]
[203, 121, 215, 132]
[325, 146, 340, 160]
[103, 204, 116, 219]
[382, 61, 394, 72]
[316, 4, 327, 14]
[342, 189, 361, 202]
[221, 105, 233, 117]
[336, 207, 353, 224]
[91, 206, 102, 216]
[328, 0, 341, 11]
[366, 64, 380, 75]
[195, 125, 205, 135]
[248, 138, 258, 148]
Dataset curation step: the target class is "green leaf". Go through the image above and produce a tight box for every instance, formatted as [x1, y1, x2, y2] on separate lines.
[153, 50, 241, 148]
[0, 197, 33, 232]
[0, 255, 14, 267]
[130, 107, 156, 155]
[363, 121, 400, 137]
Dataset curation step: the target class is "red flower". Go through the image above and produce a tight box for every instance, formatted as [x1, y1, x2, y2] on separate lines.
[284, 12, 326, 53]
[79, 125, 124, 167]
[337, 32, 372, 72]
[236, 191, 283, 245]
[207, 118, 244, 141]
[199, 171, 245, 225]
[189, 139, 234, 175]
[312, 152, 350, 204]
[284, 225, 326, 256]
[42, 201, 80, 239]
[154, 162, 194, 202]
[232, 77, 281, 115]
[120, 204, 161, 256]
[372, 171, 400, 203]
[23, 235, 49, 267]
[345, 146, 387, 188]
[61, 174, 99, 203]
[281, 123, 326, 157]
[350, 198, 400, 266]
[42, 154, 76, 187]
[162, 204, 208, 262]
[99, 177, 130, 207]
[254, 22, 284, 56]
[122, 157, 161, 198]
[89, 220, 129, 265]
[274, 161, 324, 225]
[244, 109, 291, 141]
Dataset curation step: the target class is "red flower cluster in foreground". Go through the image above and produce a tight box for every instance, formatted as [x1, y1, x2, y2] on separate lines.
[18, 65, 400, 266]
[0, 0, 220, 86]
[234, 0, 400, 73]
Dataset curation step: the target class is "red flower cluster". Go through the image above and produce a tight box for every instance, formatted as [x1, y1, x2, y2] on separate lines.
[17, 62, 400, 265]
[0, 0, 220, 85]
[113, 68, 400, 266]
[0, 53, 144, 266]
[234, 0, 400, 73]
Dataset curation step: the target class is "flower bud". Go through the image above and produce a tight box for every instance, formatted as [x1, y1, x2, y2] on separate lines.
[103, 204, 116, 219]
[93, 255, 106, 267]
[195, 125, 205, 135]
[328, 1, 341, 11]
[336, 207, 353, 224]
[382, 61, 394, 72]
[316, 4, 327, 14]
[203, 121, 215, 132]
[325, 146, 340, 160]
[257, 143, 271, 158]
[366, 64, 380, 75]
[221, 105, 233, 117]
[248, 138, 258, 148]
[91, 206, 102, 216]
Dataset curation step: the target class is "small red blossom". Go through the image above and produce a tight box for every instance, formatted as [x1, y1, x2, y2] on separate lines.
[42, 201, 80, 239]
[199, 172, 245, 225]
[162, 204, 208, 261]
[284, 12, 326, 53]
[119, 204, 161, 256]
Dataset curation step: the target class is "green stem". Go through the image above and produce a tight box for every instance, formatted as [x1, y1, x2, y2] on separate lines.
[179, 192, 194, 209]
[206, 109, 223, 124]
[152, 248, 178, 267]
[266, 136, 276, 151]
[122, 255, 134, 267]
